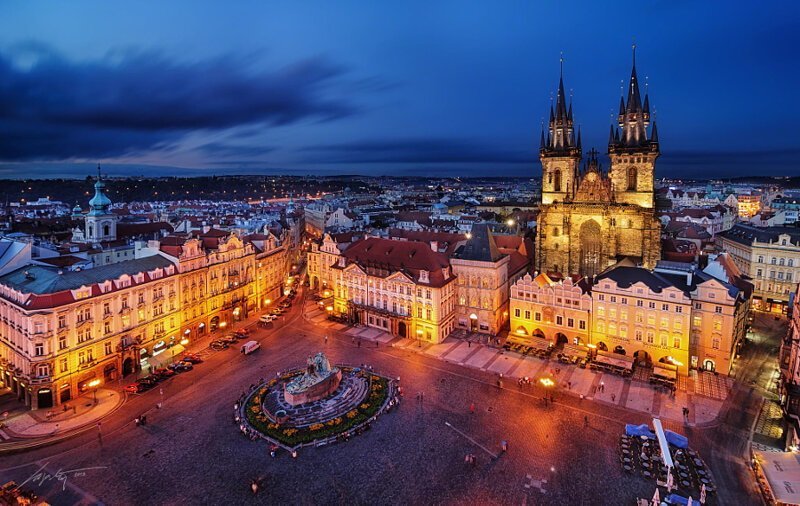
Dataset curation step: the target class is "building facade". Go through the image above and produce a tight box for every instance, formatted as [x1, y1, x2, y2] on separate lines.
[508, 260, 750, 376]
[330, 237, 458, 344]
[717, 224, 800, 314]
[509, 273, 591, 344]
[535, 53, 661, 278]
[0, 183, 289, 410]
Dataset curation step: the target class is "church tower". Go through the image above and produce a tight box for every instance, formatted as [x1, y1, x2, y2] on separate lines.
[540, 59, 581, 205]
[608, 46, 659, 209]
[84, 167, 117, 243]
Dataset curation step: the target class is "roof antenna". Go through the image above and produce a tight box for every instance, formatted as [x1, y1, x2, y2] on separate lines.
[97, 164, 102, 181]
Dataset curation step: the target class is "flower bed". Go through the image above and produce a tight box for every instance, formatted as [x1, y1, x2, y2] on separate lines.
[243, 372, 391, 447]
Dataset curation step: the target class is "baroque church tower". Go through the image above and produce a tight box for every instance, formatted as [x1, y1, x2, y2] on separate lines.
[535, 50, 661, 278]
[84, 167, 117, 243]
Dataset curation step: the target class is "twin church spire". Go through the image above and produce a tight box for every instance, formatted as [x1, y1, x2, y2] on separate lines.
[540, 46, 659, 157]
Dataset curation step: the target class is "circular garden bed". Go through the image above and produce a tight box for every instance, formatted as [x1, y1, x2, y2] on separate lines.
[240, 366, 394, 448]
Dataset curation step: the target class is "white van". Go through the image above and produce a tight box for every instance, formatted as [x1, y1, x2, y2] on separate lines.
[241, 340, 260, 355]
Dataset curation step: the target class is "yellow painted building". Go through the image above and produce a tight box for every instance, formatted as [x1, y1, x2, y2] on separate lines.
[509, 272, 591, 345]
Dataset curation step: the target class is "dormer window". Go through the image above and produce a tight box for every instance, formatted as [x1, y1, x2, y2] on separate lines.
[419, 270, 429, 283]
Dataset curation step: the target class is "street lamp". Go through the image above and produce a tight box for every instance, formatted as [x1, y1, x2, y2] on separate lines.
[416, 328, 423, 347]
[87, 379, 101, 404]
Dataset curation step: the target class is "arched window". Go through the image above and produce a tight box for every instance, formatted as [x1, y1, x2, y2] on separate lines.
[627, 166, 637, 191]
[103, 224, 110, 236]
[554, 170, 562, 192]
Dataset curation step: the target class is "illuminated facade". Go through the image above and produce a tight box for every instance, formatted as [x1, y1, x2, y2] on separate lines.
[509, 260, 749, 376]
[717, 224, 800, 314]
[535, 51, 661, 278]
[0, 183, 289, 410]
[509, 272, 591, 344]
[329, 237, 458, 344]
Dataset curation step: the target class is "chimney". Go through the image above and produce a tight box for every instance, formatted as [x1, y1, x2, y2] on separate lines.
[686, 271, 693, 286]
[430, 241, 438, 252]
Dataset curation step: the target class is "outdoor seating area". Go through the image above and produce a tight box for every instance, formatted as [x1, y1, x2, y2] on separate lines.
[621, 426, 716, 504]
[651, 365, 678, 392]
[503, 340, 553, 359]
[591, 351, 634, 377]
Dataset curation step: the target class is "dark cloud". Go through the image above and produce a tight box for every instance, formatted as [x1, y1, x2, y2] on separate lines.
[197, 142, 274, 158]
[301, 138, 534, 164]
[0, 45, 356, 161]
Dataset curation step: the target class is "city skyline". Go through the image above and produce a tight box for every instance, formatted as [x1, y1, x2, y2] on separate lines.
[0, 1, 798, 179]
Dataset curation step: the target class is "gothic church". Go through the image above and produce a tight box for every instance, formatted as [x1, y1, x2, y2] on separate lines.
[535, 49, 661, 278]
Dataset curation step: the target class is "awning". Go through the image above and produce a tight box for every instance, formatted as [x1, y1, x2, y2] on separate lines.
[595, 354, 633, 370]
[625, 424, 655, 439]
[147, 345, 184, 369]
[754, 450, 800, 505]
[653, 366, 678, 380]
[563, 344, 589, 357]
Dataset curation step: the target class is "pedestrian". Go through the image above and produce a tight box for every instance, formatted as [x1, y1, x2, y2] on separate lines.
[470, 402, 475, 414]
[376, 341, 379, 347]
[468, 341, 471, 348]
[584, 415, 589, 427]
[567, 381, 572, 390]
[352, 336, 356, 344]
[501, 440, 508, 452]
[358, 339, 361, 348]
[63, 404, 68, 413]
[600, 381, 605, 393]
[611, 393, 616, 403]
[324, 335, 328, 344]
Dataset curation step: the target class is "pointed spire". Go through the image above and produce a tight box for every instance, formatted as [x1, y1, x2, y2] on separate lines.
[650, 121, 659, 143]
[577, 126, 582, 150]
[608, 124, 616, 145]
[614, 128, 620, 142]
[618, 96, 625, 118]
[643, 93, 650, 116]
[540, 126, 546, 150]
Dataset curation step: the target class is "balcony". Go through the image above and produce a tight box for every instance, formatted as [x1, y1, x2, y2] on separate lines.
[75, 318, 93, 328]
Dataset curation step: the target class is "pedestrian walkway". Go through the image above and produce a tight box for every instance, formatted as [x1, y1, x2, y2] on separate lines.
[388, 335, 728, 425]
[2, 388, 121, 439]
[299, 294, 730, 426]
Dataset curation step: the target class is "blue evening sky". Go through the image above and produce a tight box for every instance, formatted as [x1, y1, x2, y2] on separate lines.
[0, 1, 797, 178]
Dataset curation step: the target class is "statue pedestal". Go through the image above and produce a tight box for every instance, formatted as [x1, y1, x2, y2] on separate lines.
[284, 369, 342, 406]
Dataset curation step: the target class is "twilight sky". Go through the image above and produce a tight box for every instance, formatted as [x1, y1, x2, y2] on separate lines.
[0, 1, 797, 179]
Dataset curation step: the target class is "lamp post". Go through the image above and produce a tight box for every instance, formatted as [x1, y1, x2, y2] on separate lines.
[87, 379, 101, 404]
[416, 328, 423, 347]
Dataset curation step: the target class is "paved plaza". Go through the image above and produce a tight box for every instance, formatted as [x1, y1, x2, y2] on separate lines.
[0, 291, 772, 504]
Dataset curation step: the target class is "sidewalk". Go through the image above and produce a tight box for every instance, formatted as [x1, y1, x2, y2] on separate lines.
[1, 388, 122, 439]
[299, 295, 730, 426]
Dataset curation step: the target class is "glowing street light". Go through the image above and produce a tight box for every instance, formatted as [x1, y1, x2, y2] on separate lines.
[506, 219, 515, 227]
[88, 379, 101, 403]
[539, 377, 555, 388]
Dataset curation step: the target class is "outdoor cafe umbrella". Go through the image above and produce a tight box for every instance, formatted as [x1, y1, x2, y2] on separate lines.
[651, 488, 661, 506]
[687, 497, 693, 506]
[700, 484, 706, 504]
[666, 467, 674, 492]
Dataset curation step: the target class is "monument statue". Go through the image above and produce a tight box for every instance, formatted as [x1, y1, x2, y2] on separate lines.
[284, 352, 342, 406]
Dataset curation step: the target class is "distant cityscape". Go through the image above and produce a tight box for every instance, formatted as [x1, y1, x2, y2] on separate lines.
[0, 2, 798, 505]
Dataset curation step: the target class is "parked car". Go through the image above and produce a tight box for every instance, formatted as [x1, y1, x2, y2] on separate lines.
[168, 361, 194, 372]
[210, 340, 229, 350]
[136, 378, 157, 389]
[222, 335, 240, 344]
[124, 383, 146, 393]
[234, 329, 250, 339]
[182, 353, 203, 364]
[152, 368, 176, 379]
[259, 314, 275, 324]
